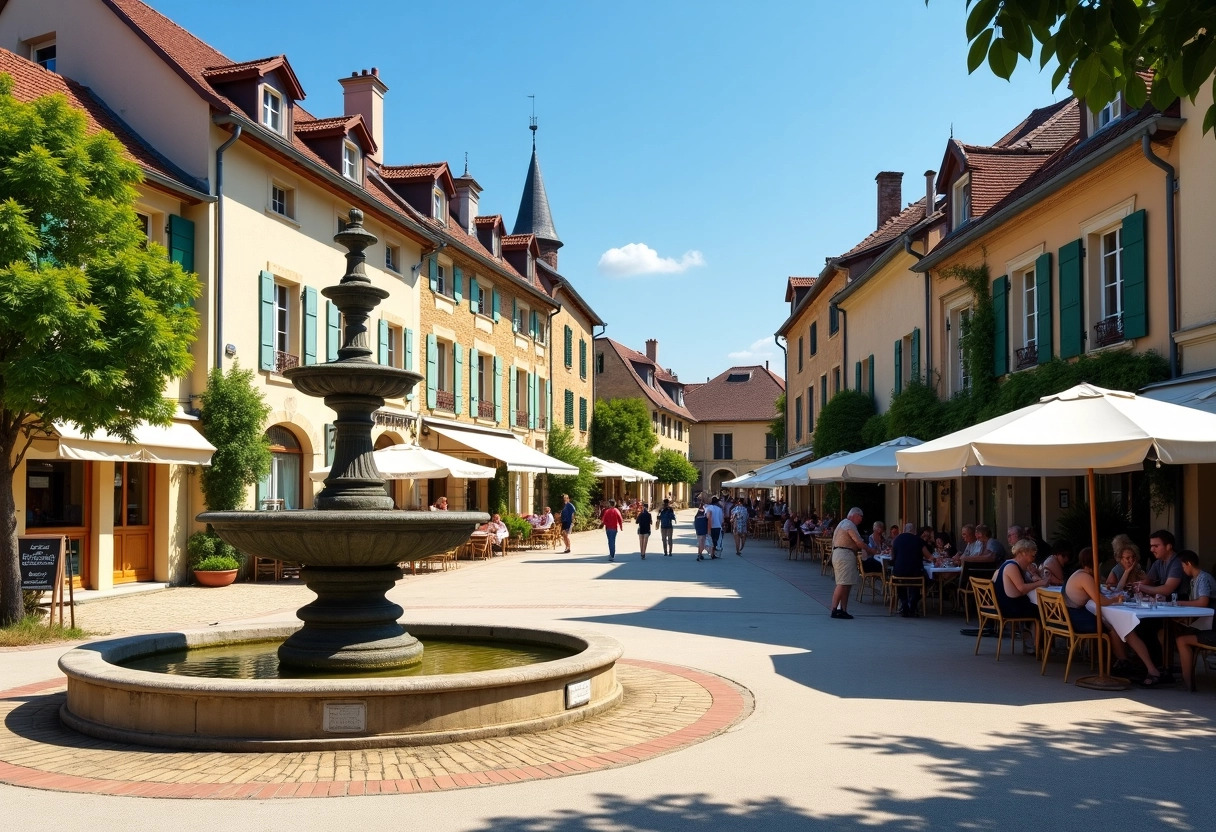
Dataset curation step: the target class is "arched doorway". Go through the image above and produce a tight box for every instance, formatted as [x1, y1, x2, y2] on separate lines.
[257, 425, 304, 510]
[709, 468, 735, 496]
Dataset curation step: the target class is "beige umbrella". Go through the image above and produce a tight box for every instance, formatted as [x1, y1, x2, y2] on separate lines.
[310, 443, 496, 481]
[896, 383, 1216, 689]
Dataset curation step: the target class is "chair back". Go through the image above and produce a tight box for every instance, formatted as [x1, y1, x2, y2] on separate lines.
[959, 561, 995, 590]
[970, 577, 999, 617]
[1036, 589, 1072, 635]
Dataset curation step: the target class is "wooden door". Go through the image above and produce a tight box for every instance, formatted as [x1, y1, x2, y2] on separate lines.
[113, 462, 154, 583]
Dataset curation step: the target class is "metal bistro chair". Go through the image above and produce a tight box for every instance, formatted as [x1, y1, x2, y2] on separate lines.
[970, 577, 1038, 660]
[1036, 589, 1107, 683]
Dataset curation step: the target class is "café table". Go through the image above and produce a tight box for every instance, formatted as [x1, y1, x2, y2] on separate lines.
[876, 556, 962, 614]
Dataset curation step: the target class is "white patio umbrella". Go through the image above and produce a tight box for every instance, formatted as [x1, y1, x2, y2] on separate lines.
[807, 436, 925, 522]
[896, 383, 1216, 688]
[772, 450, 851, 486]
[310, 443, 496, 481]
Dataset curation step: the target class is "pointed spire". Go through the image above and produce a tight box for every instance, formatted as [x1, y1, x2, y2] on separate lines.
[512, 116, 561, 249]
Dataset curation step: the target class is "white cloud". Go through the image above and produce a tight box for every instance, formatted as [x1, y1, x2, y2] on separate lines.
[727, 338, 778, 364]
[597, 242, 705, 277]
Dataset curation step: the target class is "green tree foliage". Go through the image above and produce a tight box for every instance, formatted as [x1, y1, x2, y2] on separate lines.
[488, 464, 509, 515]
[811, 389, 876, 458]
[589, 397, 657, 471]
[885, 379, 947, 440]
[953, 0, 1216, 135]
[768, 392, 786, 455]
[544, 427, 597, 519]
[0, 77, 198, 624]
[198, 364, 271, 512]
[651, 448, 698, 486]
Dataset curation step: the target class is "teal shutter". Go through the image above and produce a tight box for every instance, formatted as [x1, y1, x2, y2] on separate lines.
[404, 328, 415, 400]
[565, 389, 574, 426]
[493, 356, 503, 423]
[564, 326, 573, 366]
[810, 322, 817, 355]
[854, 361, 861, 390]
[1059, 239, 1084, 358]
[992, 274, 1009, 376]
[527, 372, 537, 429]
[469, 347, 479, 416]
[303, 286, 318, 366]
[259, 270, 274, 371]
[491, 288, 501, 322]
[326, 301, 340, 361]
[378, 319, 389, 364]
[453, 266, 463, 302]
[1122, 209, 1148, 339]
[509, 366, 518, 426]
[911, 327, 921, 379]
[324, 423, 335, 466]
[530, 310, 538, 339]
[426, 333, 438, 409]
[579, 339, 587, 379]
[867, 354, 875, 397]
[453, 342, 463, 414]
[469, 277, 479, 313]
[894, 340, 903, 394]
[1035, 252, 1053, 363]
[579, 397, 587, 431]
[428, 257, 438, 292]
[168, 214, 195, 272]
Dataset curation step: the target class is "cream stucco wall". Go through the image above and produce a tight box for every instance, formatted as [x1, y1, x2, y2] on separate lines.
[689, 419, 773, 492]
[780, 270, 847, 453]
[1174, 85, 1216, 374]
[550, 301, 596, 446]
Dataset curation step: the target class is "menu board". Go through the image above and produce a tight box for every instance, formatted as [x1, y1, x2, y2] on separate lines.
[19, 535, 65, 591]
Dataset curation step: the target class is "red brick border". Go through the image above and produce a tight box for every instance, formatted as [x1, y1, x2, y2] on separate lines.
[0, 659, 750, 799]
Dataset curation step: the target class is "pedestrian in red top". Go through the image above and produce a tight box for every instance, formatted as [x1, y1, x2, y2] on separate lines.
[602, 499, 624, 562]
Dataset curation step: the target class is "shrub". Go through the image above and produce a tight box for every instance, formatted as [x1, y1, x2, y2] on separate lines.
[198, 363, 272, 511]
[811, 389, 876, 457]
[503, 514, 532, 539]
[187, 531, 243, 570]
[194, 554, 241, 572]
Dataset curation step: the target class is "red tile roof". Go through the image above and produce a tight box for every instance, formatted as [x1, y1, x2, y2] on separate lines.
[685, 366, 785, 422]
[839, 197, 930, 260]
[993, 98, 1079, 150]
[597, 338, 694, 421]
[0, 47, 204, 195]
[960, 147, 1057, 217]
[379, 163, 448, 180]
[201, 54, 305, 99]
[474, 214, 503, 227]
[788, 277, 815, 287]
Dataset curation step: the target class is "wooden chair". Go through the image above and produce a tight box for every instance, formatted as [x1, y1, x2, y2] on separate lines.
[252, 557, 279, 582]
[1036, 589, 1106, 682]
[956, 562, 995, 623]
[856, 554, 884, 603]
[888, 573, 926, 616]
[820, 539, 838, 576]
[467, 534, 493, 561]
[970, 577, 1038, 660]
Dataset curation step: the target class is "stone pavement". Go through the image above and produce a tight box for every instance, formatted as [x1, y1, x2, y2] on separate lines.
[4, 511, 1216, 830]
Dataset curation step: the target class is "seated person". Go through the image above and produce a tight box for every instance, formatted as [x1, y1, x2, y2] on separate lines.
[976, 524, 1008, 563]
[934, 531, 957, 560]
[1040, 541, 1074, 586]
[891, 523, 933, 616]
[1062, 558, 1125, 634]
[866, 521, 887, 552]
[994, 539, 1049, 644]
[1105, 542, 1146, 590]
[959, 524, 982, 559]
[478, 513, 509, 552]
[1175, 550, 1216, 691]
[430, 496, 449, 511]
[536, 507, 555, 529]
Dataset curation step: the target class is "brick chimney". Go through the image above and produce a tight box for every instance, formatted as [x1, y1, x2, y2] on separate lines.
[925, 170, 936, 216]
[876, 171, 903, 229]
[645, 339, 658, 363]
[453, 172, 482, 235]
[339, 68, 388, 163]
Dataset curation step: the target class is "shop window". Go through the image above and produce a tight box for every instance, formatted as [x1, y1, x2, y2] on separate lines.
[25, 460, 85, 527]
[113, 462, 151, 527]
[257, 425, 303, 510]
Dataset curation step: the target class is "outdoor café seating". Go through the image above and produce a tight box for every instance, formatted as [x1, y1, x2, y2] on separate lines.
[970, 577, 1038, 660]
[1036, 589, 1107, 683]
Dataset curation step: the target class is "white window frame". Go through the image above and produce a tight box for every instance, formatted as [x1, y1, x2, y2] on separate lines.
[342, 141, 360, 181]
[261, 86, 284, 135]
[32, 41, 56, 72]
[475, 283, 487, 317]
[272, 282, 297, 361]
[1079, 198, 1136, 349]
[1091, 98, 1123, 133]
[434, 264, 447, 297]
[951, 172, 971, 228]
[1021, 267, 1037, 350]
[269, 181, 295, 219]
[433, 187, 446, 224]
[435, 340, 450, 393]
[1099, 226, 1123, 322]
[384, 243, 400, 274]
[942, 288, 973, 395]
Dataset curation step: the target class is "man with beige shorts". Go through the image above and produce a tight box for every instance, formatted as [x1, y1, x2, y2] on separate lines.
[830, 506, 872, 620]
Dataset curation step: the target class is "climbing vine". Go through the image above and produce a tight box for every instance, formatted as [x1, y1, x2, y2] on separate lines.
[939, 260, 996, 405]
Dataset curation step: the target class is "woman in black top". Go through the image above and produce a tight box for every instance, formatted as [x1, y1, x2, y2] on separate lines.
[636, 504, 653, 559]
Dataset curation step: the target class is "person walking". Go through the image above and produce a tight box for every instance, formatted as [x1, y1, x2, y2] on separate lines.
[636, 503, 653, 559]
[602, 499, 624, 562]
[694, 505, 710, 560]
[730, 497, 750, 556]
[559, 493, 575, 553]
[657, 499, 677, 556]
[704, 497, 725, 558]
[830, 506, 872, 620]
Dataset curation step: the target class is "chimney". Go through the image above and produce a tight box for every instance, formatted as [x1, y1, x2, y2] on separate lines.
[645, 339, 658, 363]
[453, 172, 482, 235]
[339, 68, 388, 164]
[925, 170, 936, 216]
[875, 171, 903, 229]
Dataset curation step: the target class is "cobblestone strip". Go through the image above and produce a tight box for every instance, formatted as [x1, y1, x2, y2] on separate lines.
[0, 659, 751, 799]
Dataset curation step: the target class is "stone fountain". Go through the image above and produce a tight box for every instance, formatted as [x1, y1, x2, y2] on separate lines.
[56, 210, 622, 750]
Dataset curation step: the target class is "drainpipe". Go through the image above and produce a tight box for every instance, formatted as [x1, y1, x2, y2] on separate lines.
[904, 234, 932, 382]
[1141, 128, 1178, 379]
[211, 120, 243, 371]
[836, 306, 848, 388]
[773, 334, 787, 455]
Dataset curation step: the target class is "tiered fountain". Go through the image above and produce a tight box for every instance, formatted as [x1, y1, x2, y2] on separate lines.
[57, 210, 622, 750]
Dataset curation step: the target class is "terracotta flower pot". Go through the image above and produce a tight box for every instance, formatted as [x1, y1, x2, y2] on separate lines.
[193, 569, 238, 587]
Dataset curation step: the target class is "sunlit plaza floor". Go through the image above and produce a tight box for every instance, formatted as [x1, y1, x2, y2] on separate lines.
[4, 510, 1215, 830]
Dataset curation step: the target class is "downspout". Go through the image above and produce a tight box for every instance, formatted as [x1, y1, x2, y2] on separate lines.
[773, 335, 787, 455]
[1141, 128, 1178, 379]
[905, 234, 932, 381]
[593, 323, 607, 443]
[836, 306, 848, 388]
[211, 120, 243, 370]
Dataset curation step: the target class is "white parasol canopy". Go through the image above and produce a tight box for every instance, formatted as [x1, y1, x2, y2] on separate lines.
[590, 456, 657, 482]
[773, 450, 851, 486]
[310, 443, 496, 482]
[807, 436, 924, 483]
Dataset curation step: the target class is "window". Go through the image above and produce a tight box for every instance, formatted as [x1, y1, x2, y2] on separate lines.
[474, 283, 487, 316]
[515, 303, 526, 334]
[261, 87, 283, 134]
[1100, 227, 1123, 322]
[798, 336, 804, 372]
[832, 366, 841, 395]
[476, 355, 494, 419]
[432, 187, 445, 222]
[765, 434, 778, 460]
[956, 307, 973, 392]
[810, 322, 818, 356]
[726, 373, 751, 383]
[270, 182, 294, 218]
[515, 369, 529, 428]
[33, 42, 56, 72]
[273, 282, 291, 358]
[952, 173, 971, 227]
[713, 433, 733, 460]
[579, 397, 588, 432]
[432, 339, 454, 410]
[1015, 266, 1038, 369]
[564, 389, 575, 427]
[434, 264, 447, 297]
[1092, 98, 1123, 133]
[596, 352, 604, 374]
[807, 386, 814, 433]
[819, 375, 827, 416]
[257, 425, 302, 510]
[661, 413, 669, 437]
[384, 325, 401, 368]
[675, 420, 683, 440]
[794, 397, 803, 443]
[342, 141, 360, 181]
[579, 339, 587, 379]
[135, 212, 151, 244]
[829, 305, 839, 335]
[563, 326, 573, 367]
[385, 244, 400, 273]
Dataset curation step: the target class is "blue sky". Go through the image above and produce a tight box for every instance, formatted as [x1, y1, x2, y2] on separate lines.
[150, 0, 1062, 384]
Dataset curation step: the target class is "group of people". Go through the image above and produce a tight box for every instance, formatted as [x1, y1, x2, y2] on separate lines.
[599, 498, 679, 560]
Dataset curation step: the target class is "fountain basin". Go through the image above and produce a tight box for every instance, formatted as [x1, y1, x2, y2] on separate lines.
[59, 624, 622, 751]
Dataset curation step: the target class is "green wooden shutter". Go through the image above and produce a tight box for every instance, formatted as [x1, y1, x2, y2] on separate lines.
[1122, 209, 1148, 339]
[530, 310, 538, 339]
[893, 340, 903, 394]
[1059, 239, 1084, 358]
[1035, 252, 1053, 363]
[579, 397, 588, 432]
[564, 326, 573, 366]
[326, 300, 340, 361]
[491, 288, 501, 322]
[453, 342, 463, 414]
[259, 270, 274, 371]
[378, 319, 389, 364]
[493, 356, 503, 423]
[404, 328, 415, 400]
[426, 333, 438, 409]
[168, 214, 195, 272]
[303, 286, 318, 366]
[565, 389, 574, 426]
[509, 366, 518, 426]
[854, 361, 861, 390]
[469, 347, 479, 416]
[428, 257, 438, 292]
[992, 274, 1009, 377]
[324, 423, 335, 466]
[867, 354, 875, 397]
[469, 277, 479, 313]
[527, 372, 536, 429]
[810, 322, 817, 355]
[579, 339, 587, 379]
[911, 327, 921, 379]
[820, 375, 827, 407]
[453, 266, 463, 302]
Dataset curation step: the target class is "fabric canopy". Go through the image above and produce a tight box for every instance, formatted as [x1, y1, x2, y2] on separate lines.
[1139, 373, 1216, 416]
[773, 450, 851, 486]
[896, 383, 1216, 476]
[590, 456, 656, 482]
[28, 419, 215, 466]
[428, 424, 578, 475]
[310, 443, 496, 482]
[723, 452, 815, 488]
[807, 436, 924, 483]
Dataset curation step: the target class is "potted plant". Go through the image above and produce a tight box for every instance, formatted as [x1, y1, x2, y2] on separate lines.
[188, 531, 243, 587]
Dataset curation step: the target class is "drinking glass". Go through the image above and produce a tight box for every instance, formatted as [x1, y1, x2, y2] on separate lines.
[1171, 593, 1178, 606]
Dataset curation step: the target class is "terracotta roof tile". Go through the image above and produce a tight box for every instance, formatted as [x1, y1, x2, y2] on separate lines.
[684, 365, 785, 422]
[839, 197, 929, 260]
[474, 215, 503, 227]
[379, 163, 448, 180]
[961, 147, 1056, 217]
[788, 277, 816, 287]
[993, 98, 1079, 150]
[0, 48, 204, 194]
[597, 338, 694, 421]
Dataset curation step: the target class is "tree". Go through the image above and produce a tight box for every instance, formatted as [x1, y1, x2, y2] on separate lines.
[0, 76, 198, 624]
[545, 427, 597, 517]
[810, 390, 876, 459]
[589, 398, 657, 471]
[198, 364, 271, 512]
[954, 0, 1216, 134]
[768, 392, 786, 457]
[651, 448, 698, 488]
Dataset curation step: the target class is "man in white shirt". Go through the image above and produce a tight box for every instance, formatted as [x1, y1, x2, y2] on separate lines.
[703, 497, 725, 557]
[830, 507, 873, 620]
[536, 507, 554, 529]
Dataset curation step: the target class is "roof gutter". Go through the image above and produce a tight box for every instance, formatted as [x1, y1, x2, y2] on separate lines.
[773, 334, 787, 456]
[142, 168, 215, 204]
[905, 235, 932, 379]
[1141, 127, 1179, 379]
[913, 114, 1186, 272]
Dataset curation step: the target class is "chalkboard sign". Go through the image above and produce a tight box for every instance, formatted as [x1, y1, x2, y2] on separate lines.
[19, 535, 64, 591]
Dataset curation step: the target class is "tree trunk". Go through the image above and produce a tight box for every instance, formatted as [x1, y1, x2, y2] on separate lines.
[0, 432, 21, 626]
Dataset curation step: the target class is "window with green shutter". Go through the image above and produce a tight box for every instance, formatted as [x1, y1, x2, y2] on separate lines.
[491, 288, 501, 322]
[564, 327, 573, 367]
[810, 322, 818, 356]
[259, 270, 274, 371]
[579, 339, 587, 379]
[493, 356, 503, 423]
[168, 214, 195, 273]
[326, 301, 340, 361]
[854, 361, 861, 390]
[579, 397, 587, 432]
[302, 286, 318, 365]
[564, 390, 575, 426]
[425, 334, 438, 409]
[1058, 239, 1084, 358]
[910, 327, 920, 379]
[1121, 209, 1148, 339]
[992, 274, 1009, 376]
[453, 342, 463, 414]
[894, 340, 903, 394]
[1035, 253, 1053, 363]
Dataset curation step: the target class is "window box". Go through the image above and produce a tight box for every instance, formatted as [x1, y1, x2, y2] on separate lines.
[274, 350, 300, 373]
[515, 411, 530, 429]
[435, 390, 455, 411]
[478, 401, 495, 419]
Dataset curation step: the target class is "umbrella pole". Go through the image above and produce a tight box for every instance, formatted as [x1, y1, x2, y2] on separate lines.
[901, 480, 907, 528]
[1076, 467, 1129, 690]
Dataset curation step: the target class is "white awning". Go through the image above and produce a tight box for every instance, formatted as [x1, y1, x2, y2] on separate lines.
[310, 444, 497, 481]
[28, 419, 215, 466]
[428, 423, 578, 475]
[590, 456, 657, 482]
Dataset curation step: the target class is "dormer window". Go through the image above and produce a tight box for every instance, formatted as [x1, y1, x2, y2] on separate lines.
[342, 141, 360, 181]
[33, 41, 56, 72]
[1091, 98, 1123, 133]
[951, 173, 971, 228]
[432, 187, 446, 224]
[492, 232, 501, 258]
[261, 87, 284, 134]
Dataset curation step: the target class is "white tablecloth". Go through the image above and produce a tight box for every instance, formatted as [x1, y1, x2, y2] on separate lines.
[1029, 587, 1214, 639]
[875, 554, 959, 579]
